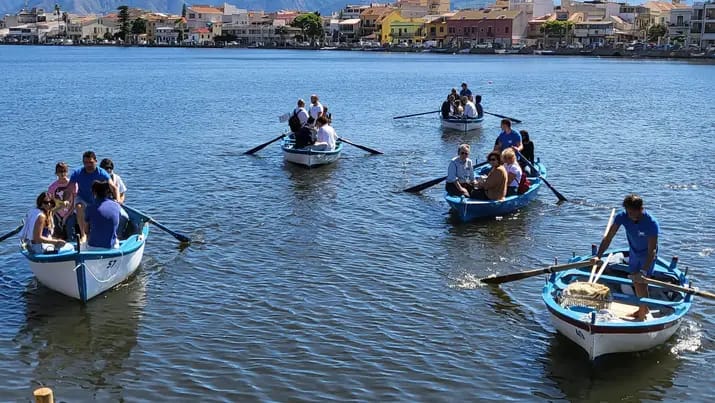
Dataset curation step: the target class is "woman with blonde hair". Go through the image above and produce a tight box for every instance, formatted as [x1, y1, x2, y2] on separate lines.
[501, 148, 522, 196]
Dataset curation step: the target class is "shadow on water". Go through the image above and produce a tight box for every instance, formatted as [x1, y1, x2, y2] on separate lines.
[15, 275, 146, 400]
[539, 332, 681, 402]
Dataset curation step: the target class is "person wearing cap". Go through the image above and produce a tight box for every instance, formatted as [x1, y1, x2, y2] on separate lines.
[100, 158, 127, 203]
[459, 82, 472, 98]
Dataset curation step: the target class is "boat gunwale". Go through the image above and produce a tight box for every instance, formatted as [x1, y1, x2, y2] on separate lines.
[281, 137, 343, 156]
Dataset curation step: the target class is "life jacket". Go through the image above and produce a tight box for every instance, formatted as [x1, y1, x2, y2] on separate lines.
[518, 171, 531, 194]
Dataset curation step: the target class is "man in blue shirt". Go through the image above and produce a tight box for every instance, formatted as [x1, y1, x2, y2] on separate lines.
[597, 194, 659, 320]
[494, 119, 523, 153]
[85, 180, 121, 249]
[459, 82, 472, 98]
[69, 151, 119, 243]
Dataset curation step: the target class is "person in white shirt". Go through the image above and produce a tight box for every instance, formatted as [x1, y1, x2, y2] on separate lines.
[312, 116, 338, 151]
[463, 96, 478, 118]
[308, 94, 324, 124]
[294, 99, 309, 127]
[501, 148, 522, 196]
[100, 159, 127, 203]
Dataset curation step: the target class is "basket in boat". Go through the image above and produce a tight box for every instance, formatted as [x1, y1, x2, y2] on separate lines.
[560, 281, 612, 310]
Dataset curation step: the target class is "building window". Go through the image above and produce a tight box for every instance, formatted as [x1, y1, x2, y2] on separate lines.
[505, 26, 509, 33]
[439, 26, 444, 33]
[189, 13, 195, 18]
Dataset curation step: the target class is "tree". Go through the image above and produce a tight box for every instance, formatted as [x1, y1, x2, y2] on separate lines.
[290, 12, 323, 45]
[540, 20, 574, 47]
[117, 5, 130, 42]
[647, 23, 667, 43]
[181, 3, 187, 18]
[131, 18, 146, 35]
[54, 4, 61, 38]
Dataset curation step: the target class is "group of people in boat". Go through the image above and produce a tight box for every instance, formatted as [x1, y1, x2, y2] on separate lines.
[446, 119, 535, 200]
[441, 82, 484, 120]
[288, 93, 339, 151]
[19, 151, 130, 254]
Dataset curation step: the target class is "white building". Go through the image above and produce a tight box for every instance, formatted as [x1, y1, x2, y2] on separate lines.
[691, 1, 715, 48]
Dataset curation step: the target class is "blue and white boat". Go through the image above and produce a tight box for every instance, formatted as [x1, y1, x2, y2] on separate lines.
[20, 209, 149, 303]
[440, 116, 484, 132]
[281, 136, 343, 168]
[543, 248, 692, 360]
[444, 161, 546, 222]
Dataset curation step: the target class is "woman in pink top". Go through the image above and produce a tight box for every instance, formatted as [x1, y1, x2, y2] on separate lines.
[47, 162, 75, 238]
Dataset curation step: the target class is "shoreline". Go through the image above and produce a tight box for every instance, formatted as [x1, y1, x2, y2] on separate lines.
[2, 42, 714, 61]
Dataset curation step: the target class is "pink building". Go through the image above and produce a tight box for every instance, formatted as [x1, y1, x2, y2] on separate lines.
[446, 9, 525, 47]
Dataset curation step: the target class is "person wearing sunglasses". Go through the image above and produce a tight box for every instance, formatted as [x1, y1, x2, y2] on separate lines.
[446, 144, 477, 198]
[19, 192, 68, 254]
[472, 151, 508, 201]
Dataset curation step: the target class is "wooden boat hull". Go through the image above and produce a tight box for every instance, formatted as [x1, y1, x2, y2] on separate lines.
[21, 211, 149, 302]
[440, 116, 483, 132]
[281, 137, 342, 168]
[543, 249, 691, 360]
[444, 161, 545, 221]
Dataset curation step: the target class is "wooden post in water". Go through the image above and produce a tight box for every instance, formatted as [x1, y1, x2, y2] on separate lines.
[33, 387, 54, 403]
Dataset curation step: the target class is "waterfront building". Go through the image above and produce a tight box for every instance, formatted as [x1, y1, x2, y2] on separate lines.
[396, 0, 450, 14]
[359, 6, 394, 43]
[691, 1, 715, 49]
[423, 13, 455, 47]
[65, 15, 118, 42]
[510, 0, 554, 19]
[446, 9, 527, 48]
[186, 5, 223, 30]
[573, 19, 614, 45]
[145, 13, 183, 45]
[381, 9, 425, 44]
[668, 6, 692, 44]
[619, 4, 651, 40]
[339, 18, 362, 42]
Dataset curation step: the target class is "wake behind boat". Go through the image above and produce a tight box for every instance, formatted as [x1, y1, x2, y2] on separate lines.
[445, 160, 545, 221]
[21, 208, 149, 303]
[543, 248, 691, 360]
[281, 135, 343, 168]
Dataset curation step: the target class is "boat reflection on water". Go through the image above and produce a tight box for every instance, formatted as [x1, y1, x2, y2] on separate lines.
[17, 274, 146, 400]
[541, 331, 681, 401]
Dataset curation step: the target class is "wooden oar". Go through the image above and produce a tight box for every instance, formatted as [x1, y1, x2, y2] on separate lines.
[338, 137, 383, 155]
[480, 259, 598, 285]
[122, 204, 191, 244]
[483, 111, 522, 124]
[589, 208, 616, 282]
[0, 224, 23, 243]
[515, 150, 567, 203]
[404, 161, 490, 193]
[643, 277, 715, 300]
[393, 110, 440, 119]
[244, 133, 285, 155]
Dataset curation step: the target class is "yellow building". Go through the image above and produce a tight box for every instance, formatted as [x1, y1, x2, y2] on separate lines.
[381, 10, 425, 44]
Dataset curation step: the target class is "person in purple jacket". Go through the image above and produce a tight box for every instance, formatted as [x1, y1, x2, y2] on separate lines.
[596, 194, 660, 320]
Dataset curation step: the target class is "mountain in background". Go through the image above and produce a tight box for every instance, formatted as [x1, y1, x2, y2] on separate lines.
[0, 0, 488, 18]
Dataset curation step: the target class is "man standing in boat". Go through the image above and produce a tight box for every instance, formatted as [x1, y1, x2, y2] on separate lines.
[459, 82, 472, 98]
[68, 151, 119, 243]
[596, 194, 659, 321]
[308, 94, 324, 125]
[494, 119, 522, 153]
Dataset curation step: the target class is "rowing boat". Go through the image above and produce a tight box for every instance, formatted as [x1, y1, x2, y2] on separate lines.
[440, 116, 484, 132]
[281, 136, 343, 168]
[20, 209, 149, 302]
[543, 248, 691, 360]
[444, 160, 545, 221]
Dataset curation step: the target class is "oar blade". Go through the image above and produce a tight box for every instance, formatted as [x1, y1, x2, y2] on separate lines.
[404, 176, 447, 193]
[479, 260, 596, 285]
[339, 137, 383, 155]
[0, 224, 23, 243]
[244, 134, 285, 155]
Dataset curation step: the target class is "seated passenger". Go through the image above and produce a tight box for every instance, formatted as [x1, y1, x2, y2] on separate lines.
[48, 161, 75, 239]
[445, 144, 477, 198]
[519, 130, 535, 175]
[453, 100, 464, 117]
[501, 148, 523, 196]
[294, 126, 315, 149]
[441, 96, 452, 119]
[474, 95, 484, 118]
[312, 116, 338, 151]
[463, 96, 478, 118]
[19, 192, 69, 254]
[471, 151, 508, 201]
[85, 180, 121, 250]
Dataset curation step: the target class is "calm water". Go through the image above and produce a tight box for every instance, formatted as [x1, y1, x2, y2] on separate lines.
[0, 46, 714, 401]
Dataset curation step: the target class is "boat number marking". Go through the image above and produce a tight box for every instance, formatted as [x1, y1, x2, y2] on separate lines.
[575, 329, 585, 340]
[106, 260, 117, 270]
